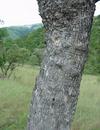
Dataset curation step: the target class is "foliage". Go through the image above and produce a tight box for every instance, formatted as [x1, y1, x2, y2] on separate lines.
[29, 54, 40, 66]
[12, 27, 45, 52]
[30, 48, 44, 65]
[0, 27, 44, 77]
[9, 27, 45, 66]
[0, 43, 30, 78]
[0, 27, 31, 78]
[24, 27, 45, 51]
[0, 28, 8, 40]
[12, 27, 45, 66]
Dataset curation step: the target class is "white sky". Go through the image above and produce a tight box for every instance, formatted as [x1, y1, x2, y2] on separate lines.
[0, 0, 100, 27]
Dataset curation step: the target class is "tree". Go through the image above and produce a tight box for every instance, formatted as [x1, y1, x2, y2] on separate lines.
[29, 48, 44, 66]
[0, 28, 30, 78]
[0, 28, 8, 40]
[26, 28, 45, 50]
[27, 0, 98, 130]
[0, 43, 30, 78]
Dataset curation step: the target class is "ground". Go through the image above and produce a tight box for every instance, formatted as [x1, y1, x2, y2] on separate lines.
[0, 65, 100, 130]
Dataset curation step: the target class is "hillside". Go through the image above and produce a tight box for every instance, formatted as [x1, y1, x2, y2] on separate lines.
[6, 23, 42, 40]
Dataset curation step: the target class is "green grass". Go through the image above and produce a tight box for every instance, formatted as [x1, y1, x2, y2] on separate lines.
[0, 65, 39, 130]
[72, 75, 100, 130]
[0, 66, 100, 130]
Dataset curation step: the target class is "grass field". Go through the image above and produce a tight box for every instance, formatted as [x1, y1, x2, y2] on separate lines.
[0, 65, 100, 130]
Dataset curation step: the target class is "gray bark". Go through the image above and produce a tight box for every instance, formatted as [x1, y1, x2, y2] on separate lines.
[27, 0, 96, 130]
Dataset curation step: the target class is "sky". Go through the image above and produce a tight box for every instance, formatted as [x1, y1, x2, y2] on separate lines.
[0, 0, 100, 27]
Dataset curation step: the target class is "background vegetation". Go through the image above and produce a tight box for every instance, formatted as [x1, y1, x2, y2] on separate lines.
[1, 16, 100, 75]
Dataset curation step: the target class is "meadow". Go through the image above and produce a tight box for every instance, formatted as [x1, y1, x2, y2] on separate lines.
[0, 65, 100, 130]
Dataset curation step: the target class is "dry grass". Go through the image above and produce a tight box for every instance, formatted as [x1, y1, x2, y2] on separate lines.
[0, 66, 100, 130]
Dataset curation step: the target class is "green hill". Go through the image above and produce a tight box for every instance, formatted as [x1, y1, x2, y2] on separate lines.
[6, 24, 42, 40]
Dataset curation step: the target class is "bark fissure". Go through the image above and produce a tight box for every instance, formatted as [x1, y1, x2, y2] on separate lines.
[27, 0, 96, 130]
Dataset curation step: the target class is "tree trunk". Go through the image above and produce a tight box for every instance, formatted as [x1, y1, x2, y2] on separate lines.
[27, 0, 96, 130]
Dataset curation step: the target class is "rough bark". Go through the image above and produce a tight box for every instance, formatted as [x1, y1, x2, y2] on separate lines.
[27, 0, 96, 130]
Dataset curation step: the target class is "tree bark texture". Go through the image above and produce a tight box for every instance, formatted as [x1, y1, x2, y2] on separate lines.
[27, 0, 96, 130]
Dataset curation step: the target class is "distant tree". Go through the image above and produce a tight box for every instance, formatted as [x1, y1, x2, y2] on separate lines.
[0, 28, 8, 40]
[0, 27, 30, 78]
[24, 28, 45, 52]
[29, 48, 44, 66]
[0, 43, 30, 78]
